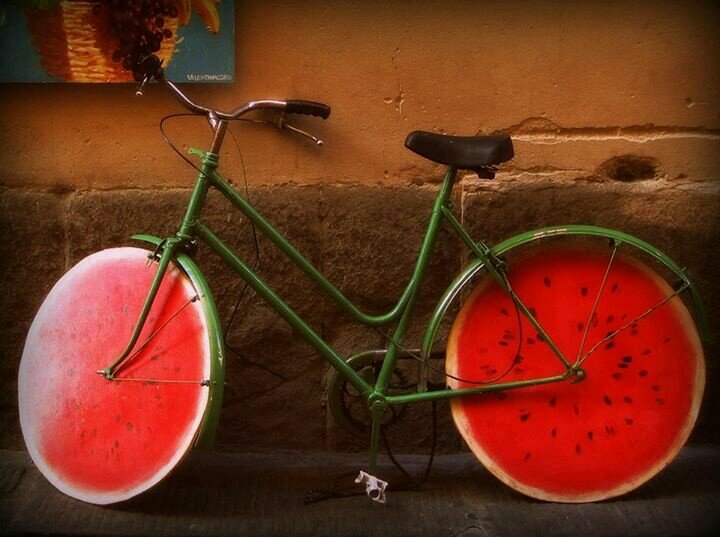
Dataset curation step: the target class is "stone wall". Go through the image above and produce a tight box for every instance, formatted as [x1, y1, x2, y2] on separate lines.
[1, 1, 718, 452]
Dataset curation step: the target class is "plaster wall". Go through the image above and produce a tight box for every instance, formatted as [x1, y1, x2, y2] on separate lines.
[1, 0, 718, 452]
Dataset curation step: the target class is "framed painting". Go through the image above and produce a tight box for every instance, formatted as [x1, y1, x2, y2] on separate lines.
[0, 0, 234, 82]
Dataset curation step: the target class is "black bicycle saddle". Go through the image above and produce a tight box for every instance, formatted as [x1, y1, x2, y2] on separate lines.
[405, 131, 514, 178]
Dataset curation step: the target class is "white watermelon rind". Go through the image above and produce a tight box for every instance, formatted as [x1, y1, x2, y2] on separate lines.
[18, 247, 211, 505]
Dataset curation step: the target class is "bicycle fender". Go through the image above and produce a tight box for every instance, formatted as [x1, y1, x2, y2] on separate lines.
[420, 225, 709, 359]
[131, 234, 225, 449]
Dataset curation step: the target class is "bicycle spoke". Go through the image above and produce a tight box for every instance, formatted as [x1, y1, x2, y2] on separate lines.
[110, 376, 210, 386]
[574, 243, 618, 365]
[576, 281, 689, 365]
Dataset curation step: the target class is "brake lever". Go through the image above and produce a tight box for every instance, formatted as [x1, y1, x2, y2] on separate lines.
[273, 113, 324, 146]
[284, 123, 324, 146]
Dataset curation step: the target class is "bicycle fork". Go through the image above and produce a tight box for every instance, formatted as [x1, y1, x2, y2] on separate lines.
[96, 238, 183, 380]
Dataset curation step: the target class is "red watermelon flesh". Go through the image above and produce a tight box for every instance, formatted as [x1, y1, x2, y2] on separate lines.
[446, 245, 704, 502]
[19, 248, 210, 504]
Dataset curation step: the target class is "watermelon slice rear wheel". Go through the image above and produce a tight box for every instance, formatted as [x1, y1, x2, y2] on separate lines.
[446, 237, 704, 502]
[19, 248, 213, 505]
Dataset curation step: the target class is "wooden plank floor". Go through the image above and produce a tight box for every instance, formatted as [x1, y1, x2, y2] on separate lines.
[1, 446, 718, 536]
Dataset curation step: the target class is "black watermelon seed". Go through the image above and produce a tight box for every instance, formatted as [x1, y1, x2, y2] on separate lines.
[526, 337, 536, 345]
[605, 425, 616, 435]
[549, 396, 557, 407]
[502, 333, 514, 341]
[577, 322, 584, 333]
[500, 307, 509, 316]
[520, 412, 531, 422]
[575, 443, 582, 455]
[622, 356, 633, 363]
[606, 315, 615, 324]
[603, 395, 613, 405]
[656, 398, 665, 405]
[625, 417, 634, 425]
[638, 369, 648, 377]
[536, 333, 545, 342]
[623, 396, 633, 404]
[587, 431, 594, 441]
[498, 341, 509, 347]
[114, 440, 120, 449]
[611, 373, 622, 380]
[573, 403, 580, 416]
[652, 385, 661, 392]
[605, 342, 615, 350]
[611, 283, 619, 293]
[581, 287, 588, 297]
[551, 427, 557, 437]
[618, 363, 629, 369]
[126, 422, 133, 431]
[544, 277, 552, 288]
[529, 307, 537, 318]
[524, 453, 532, 462]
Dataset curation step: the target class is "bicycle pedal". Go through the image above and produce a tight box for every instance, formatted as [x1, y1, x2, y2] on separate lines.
[355, 470, 388, 504]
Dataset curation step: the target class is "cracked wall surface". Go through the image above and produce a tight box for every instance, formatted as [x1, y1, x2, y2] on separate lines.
[0, 0, 718, 452]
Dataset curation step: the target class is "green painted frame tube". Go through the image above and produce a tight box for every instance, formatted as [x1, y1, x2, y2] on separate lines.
[440, 206, 572, 370]
[193, 220, 375, 397]
[373, 169, 457, 393]
[387, 372, 572, 405]
[209, 168, 456, 327]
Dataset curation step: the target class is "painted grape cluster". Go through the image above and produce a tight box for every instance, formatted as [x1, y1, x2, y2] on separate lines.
[91, 0, 177, 78]
[89, 0, 220, 80]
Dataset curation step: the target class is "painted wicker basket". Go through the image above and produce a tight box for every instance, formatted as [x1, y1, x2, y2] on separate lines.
[25, 1, 177, 82]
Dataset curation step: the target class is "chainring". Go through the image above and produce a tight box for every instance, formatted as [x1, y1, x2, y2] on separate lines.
[327, 351, 411, 437]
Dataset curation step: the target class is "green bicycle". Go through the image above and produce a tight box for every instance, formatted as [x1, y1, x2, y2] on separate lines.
[18, 56, 707, 505]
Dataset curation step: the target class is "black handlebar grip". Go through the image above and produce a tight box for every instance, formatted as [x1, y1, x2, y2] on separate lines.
[285, 100, 331, 119]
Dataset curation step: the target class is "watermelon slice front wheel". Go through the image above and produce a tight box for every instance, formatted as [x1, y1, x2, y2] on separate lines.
[446, 237, 704, 502]
[19, 247, 213, 505]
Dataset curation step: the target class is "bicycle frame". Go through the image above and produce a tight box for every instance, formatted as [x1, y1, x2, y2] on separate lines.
[100, 119, 708, 473]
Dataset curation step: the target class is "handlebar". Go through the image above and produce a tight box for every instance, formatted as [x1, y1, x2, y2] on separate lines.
[135, 55, 331, 125]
